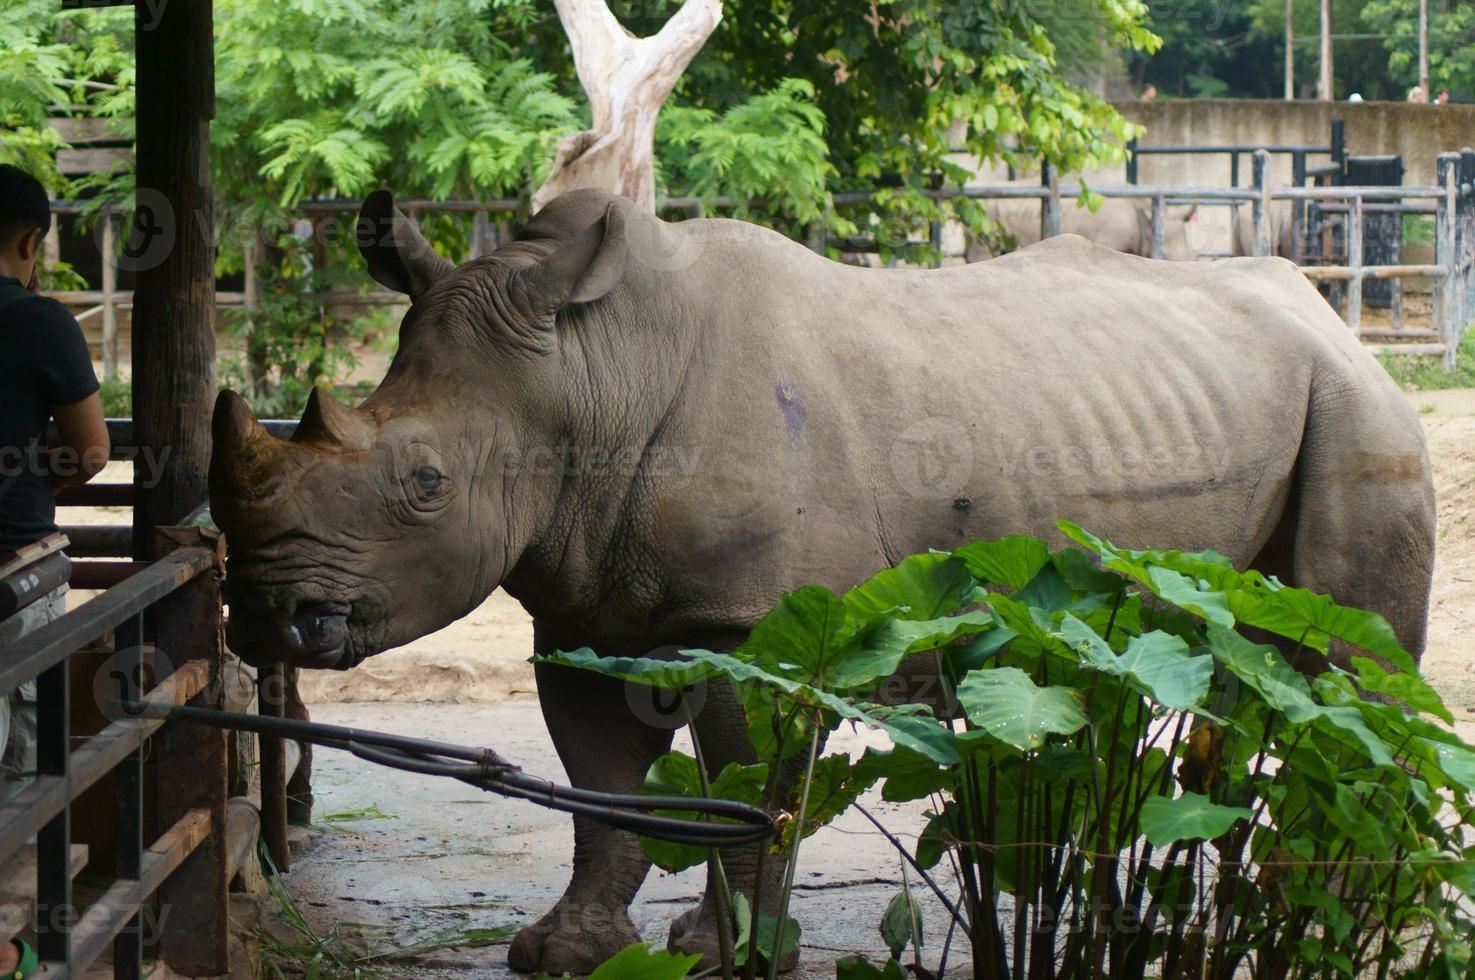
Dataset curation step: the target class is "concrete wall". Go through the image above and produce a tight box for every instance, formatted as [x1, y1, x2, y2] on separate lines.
[1117, 99, 1475, 188]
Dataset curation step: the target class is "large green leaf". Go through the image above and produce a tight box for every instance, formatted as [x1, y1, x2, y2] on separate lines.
[956, 667, 1088, 750]
[953, 536, 1050, 589]
[1139, 792, 1252, 846]
[1349, 657, 1451, 722]
[853, 744, 956, 803]
[843, 552, 975, 620]
[1063, 620, 1212, 712]
[588, 943, 701, 980]
[533, 647, 715, 690]
[838, 610, 996, 689]
[684, 650, 960, 764]
[740, 585, 860, 687]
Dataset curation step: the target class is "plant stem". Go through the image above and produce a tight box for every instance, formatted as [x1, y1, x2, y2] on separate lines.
[853, 801, 971, 934]
[686, 697, 736, 980]
[767, 720, 822, 980]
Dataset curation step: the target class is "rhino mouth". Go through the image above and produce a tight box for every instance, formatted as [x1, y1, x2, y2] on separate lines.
[226, 599, 358, 670]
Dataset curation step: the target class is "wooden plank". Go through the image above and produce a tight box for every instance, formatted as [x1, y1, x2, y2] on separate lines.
[0, 844, 88, 943]
[0, 547, 213, 696]
[1300, 264, 1445, 280]
[152, 524, 229, 976]
[1368, 343, 1449, 357]
[0, 661, 209, 862]
[64, 809, 212, 980]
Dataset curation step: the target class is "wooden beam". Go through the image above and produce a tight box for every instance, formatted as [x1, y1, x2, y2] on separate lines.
[130, 0, 216, 561]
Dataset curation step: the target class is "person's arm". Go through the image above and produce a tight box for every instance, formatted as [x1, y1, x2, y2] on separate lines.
[49, 391, 109, 491]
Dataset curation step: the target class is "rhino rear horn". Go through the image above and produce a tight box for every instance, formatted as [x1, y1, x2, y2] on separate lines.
[293, 386, 374, 451]
[357, 189, 455, 299]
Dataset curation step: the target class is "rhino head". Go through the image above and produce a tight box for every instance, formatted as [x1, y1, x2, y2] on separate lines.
[211, 189, 634, 669]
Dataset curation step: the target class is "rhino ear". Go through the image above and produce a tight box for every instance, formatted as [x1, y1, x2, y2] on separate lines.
[520, 205, 628, 315]
[357, 190, 455, 299]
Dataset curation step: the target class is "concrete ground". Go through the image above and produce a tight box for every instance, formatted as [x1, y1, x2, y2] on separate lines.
[269, 703, 965, 977]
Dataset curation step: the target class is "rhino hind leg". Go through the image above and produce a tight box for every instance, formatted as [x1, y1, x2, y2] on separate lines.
[508, 659, 675, 974]
[1257, 393, 1436, 675]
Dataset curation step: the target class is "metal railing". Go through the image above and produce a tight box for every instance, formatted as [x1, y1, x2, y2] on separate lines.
[46, 143, 1475, 374]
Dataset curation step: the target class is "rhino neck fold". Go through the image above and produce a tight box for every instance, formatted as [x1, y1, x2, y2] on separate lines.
[500, 274, 705, 642]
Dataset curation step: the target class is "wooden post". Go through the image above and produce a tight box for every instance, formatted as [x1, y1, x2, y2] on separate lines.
[1041, 162, 1061, 240]
[1462, 148, 1474, 339]
[1284, 0, 1294, 100]
[257, 662, 291, 872]
[1418, 0, 1429, 100]
[1252, 150, 1272, 258]
[130, 0, 216, 561]
[1150, 195, 1166, 260]
[102, 212, 117, 379]
[152, 523, 229, 976]
[533, 0, 721, 212]
[1346, 195, 1363, 336]
[1436, 153, 1458, 370]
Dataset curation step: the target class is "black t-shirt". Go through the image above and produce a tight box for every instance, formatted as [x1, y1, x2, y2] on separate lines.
[0, 275, 101, 553]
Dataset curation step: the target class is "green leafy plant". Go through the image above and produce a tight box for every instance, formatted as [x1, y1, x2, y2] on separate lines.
[218, 229, 383, 418]
[546, 524, 1475, 979]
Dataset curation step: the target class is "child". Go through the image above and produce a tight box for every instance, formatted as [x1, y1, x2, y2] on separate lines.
[0, 164, 109, 817]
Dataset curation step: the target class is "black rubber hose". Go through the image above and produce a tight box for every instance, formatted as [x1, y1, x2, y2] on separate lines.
[129, 700, 775, 846]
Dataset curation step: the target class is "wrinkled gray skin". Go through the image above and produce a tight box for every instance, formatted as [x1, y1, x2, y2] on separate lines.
[966, 185, 1199, 261]
[211, 189, 1435, 974]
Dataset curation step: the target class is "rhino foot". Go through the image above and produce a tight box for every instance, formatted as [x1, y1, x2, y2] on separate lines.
[507, 902, 643, 975]
[667, 904, 800, 974]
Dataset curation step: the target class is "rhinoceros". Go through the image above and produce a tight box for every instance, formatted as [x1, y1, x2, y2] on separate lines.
[210, 189, 1434, 974]
[965, 185, 1199, 261]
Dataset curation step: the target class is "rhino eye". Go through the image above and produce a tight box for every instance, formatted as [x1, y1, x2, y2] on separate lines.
[413, 465, 444, 493]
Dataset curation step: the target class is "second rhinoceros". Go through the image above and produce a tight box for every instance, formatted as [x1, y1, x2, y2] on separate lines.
[210, 189, 1434, 974]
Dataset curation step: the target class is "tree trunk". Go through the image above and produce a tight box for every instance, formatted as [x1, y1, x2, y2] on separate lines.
[1283, 0, 1294, 100]
[532, 0, 722, 213]
[1418, 0, 1429, 98]
[1317, 0, 1333, 101]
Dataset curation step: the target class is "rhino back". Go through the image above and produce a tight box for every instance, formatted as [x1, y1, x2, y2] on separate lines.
[581, 221, 1414, 640]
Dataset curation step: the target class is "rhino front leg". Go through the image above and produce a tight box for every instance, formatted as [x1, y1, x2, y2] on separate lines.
[509, 659, 674, 974]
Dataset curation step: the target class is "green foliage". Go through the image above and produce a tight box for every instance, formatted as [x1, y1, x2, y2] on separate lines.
[553, 525, 1475, 979]
[217, 229, 384, 418]
[0, 0, 133, 188]
[1361, 0, 1475, 98]
[1380, 331, 1475, 391]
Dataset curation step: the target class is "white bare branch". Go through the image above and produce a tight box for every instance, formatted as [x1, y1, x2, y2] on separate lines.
[533, 0, 722, 214]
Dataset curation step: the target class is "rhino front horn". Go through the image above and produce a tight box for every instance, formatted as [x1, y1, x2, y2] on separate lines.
[293, 386, 374, 452]
[210, 389, 282, 502]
